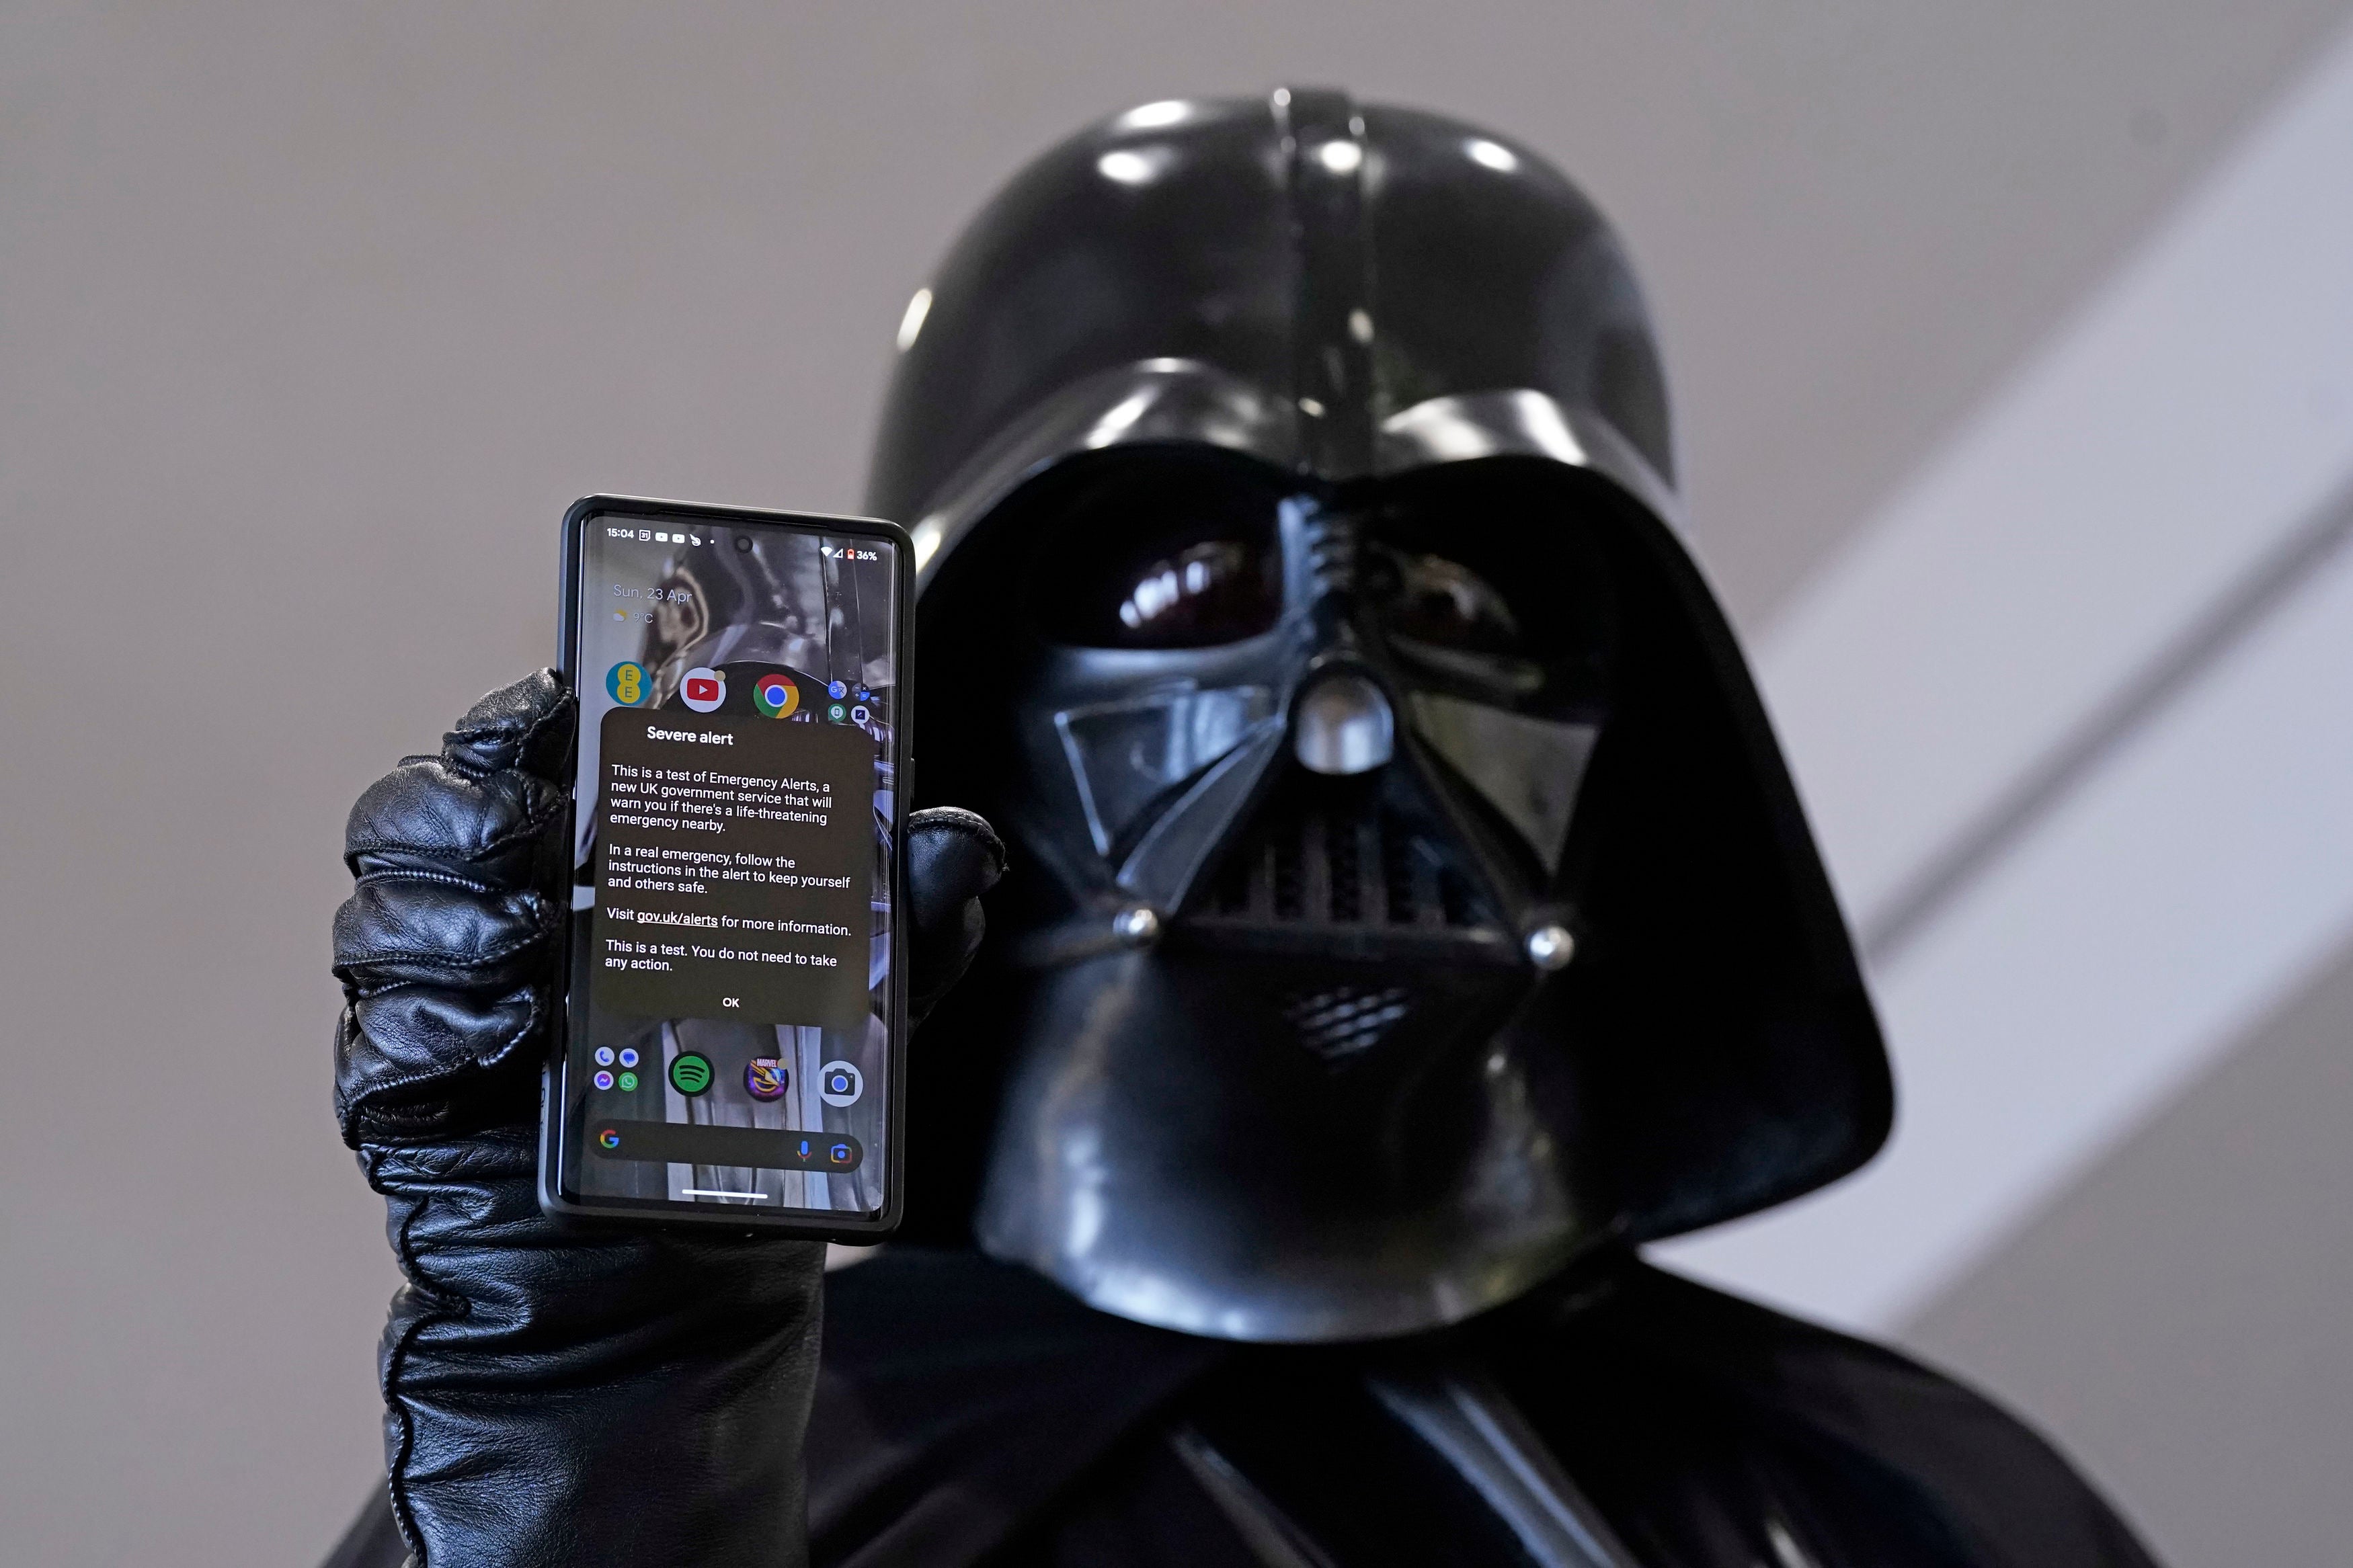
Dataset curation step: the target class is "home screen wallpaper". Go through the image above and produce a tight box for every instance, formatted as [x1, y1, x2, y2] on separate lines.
[564, 513, 900, 1216]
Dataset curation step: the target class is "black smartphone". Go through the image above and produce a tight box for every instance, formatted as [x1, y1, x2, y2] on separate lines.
[541, 495, 914, 1238]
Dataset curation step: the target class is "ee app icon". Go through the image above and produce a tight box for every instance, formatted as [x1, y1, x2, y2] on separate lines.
[680, 667, 726, 712]
[605, 662, 649, 706]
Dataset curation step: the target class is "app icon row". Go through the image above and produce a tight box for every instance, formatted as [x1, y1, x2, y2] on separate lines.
[592, 1049, 864, 1108]
[605, 662, 876, 726]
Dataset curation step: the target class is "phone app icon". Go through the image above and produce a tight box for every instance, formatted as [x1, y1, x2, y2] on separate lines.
[606, 662, 649, 707]
[744, 1058, 789, 1100]
[680, 667, 726, 712]
[594, 1046, 614, 1066]
[817, 1061, 864, 1107]
[753, 673, 799, 718]
[669, 1053, 713, 1096]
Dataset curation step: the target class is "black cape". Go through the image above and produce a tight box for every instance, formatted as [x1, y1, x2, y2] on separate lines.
[329, 1245, 2157, 1568]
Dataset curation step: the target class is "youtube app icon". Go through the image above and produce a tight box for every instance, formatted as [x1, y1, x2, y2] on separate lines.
[679, 666, 726, 713]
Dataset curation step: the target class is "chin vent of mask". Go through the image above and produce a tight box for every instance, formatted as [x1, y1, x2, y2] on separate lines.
[1281, 985, 1413, 1063]
[1202, 789, 1489, 930]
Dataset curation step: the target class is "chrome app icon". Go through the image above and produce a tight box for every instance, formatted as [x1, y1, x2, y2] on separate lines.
[752, 673, 799, 718]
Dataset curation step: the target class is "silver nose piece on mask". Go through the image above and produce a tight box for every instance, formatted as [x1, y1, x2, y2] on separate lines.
[1293, 671, 1396, 776]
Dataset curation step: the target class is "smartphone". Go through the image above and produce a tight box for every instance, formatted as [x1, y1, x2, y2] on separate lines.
[541, 495, 913, 1238]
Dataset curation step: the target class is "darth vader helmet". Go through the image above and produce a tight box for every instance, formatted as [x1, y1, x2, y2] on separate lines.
[880, 90, 1888, 1342]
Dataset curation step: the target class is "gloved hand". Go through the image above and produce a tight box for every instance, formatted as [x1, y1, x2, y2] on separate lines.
[332, 671, 1001, 1568]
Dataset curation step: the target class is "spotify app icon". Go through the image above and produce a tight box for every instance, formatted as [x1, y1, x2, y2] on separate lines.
[668, 1053, 713, 1096]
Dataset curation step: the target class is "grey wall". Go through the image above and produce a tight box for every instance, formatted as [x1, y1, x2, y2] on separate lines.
[3, 4, 2348, 1563]
[1905, 933, 2353, 1566]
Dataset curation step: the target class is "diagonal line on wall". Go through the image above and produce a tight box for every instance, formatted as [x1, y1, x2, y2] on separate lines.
[1862, 481, 2353, 966]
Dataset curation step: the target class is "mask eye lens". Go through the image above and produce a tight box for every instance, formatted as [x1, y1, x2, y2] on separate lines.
[1371, 547, 1521, 653]
[1025, 455, 1287, 649]
[1111, 540, 1273, 645]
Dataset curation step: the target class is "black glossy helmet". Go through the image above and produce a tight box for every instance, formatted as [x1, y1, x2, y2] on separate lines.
[876, 89, 1887, 1341]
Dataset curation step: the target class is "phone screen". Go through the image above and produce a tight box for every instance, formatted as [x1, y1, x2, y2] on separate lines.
[549, 502, 906, 1229]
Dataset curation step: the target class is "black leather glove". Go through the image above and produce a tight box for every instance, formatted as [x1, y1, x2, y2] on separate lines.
[333, 671, 1001, 1568]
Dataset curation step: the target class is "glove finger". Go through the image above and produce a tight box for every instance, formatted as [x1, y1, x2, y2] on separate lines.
[333, 671, 577, 1150]
[346, 759, 567, 888]
[335, 987, 543, 1147]
[906, 807, 1005, 931]
[906, 807, 1004, 1022]
[333, 880, 559, 994]
[442, 669, 575, 782]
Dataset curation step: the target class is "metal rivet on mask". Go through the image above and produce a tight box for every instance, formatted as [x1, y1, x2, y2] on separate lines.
[1523, 923, 1575, 971]
[1113, 904, 1162, 948]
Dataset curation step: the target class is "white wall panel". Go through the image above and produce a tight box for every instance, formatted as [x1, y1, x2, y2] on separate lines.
[1657, 22, 2353, 1326]
[1659, 529, 2353, 1327]
[1757, 20, 2353, 938]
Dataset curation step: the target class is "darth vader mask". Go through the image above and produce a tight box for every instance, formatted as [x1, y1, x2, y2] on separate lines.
[881, 91, 1888, 1342]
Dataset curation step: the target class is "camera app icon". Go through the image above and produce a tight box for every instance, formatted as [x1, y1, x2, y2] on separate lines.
[817, 1061, 863, 1107]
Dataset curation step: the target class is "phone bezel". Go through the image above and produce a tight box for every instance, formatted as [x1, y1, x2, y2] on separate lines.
[540, 493, 914, 1240]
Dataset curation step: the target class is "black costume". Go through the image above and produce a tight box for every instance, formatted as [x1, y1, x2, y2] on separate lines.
[329, 91, 2157, 1568]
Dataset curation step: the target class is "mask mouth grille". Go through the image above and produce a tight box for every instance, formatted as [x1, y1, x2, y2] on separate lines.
[1199, 788, 1488, 931]
[1281, 985, 1413, 1063]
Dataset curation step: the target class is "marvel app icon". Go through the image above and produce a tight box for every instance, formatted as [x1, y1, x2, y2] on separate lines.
[680, 666, 725, 713]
